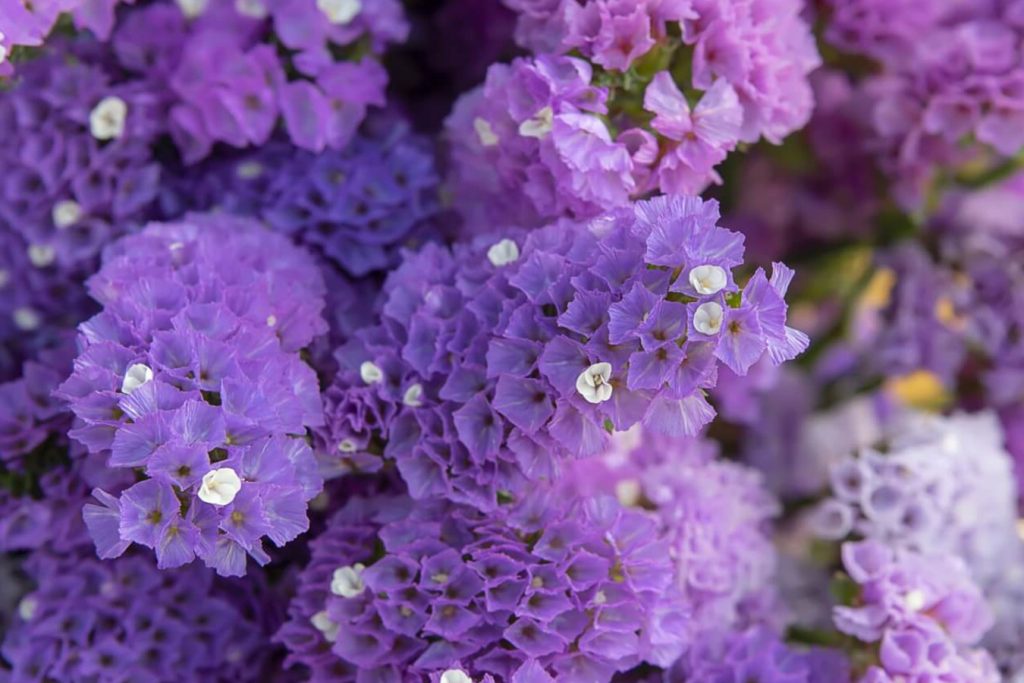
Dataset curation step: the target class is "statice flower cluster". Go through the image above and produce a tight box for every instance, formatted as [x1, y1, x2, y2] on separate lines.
[824, 0, 1024, 207]
[0, 548, 285, 682]
[278, 489, 685, 682]
[317, 195, 806, 506]
[834, 540, 1000, 683]
[811, 411, 1020, 588]
[447, 0, 820, 225]
[0, 0, 126, 66]
[161, 122, 441, 277]
[57, 214, 327, 576]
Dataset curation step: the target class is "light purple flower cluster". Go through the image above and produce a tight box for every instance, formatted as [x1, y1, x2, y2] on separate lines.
[447, 0, 819, 224]
[834, 540, 999, 683]
[0, 549, 285, 682]
[811, 412, 1019, 589]
[317, 195, 806, 507]
[277, 490, 685, 682]
[114, 0, 406, 163]
[825, 0, 1024, 207]
[162, 122, 440, 277]
[0, 0, 125, 69]
[57, 214, 327, 576]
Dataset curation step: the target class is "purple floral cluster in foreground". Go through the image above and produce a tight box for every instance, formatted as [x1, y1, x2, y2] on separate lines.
[58, 214, 326, 576]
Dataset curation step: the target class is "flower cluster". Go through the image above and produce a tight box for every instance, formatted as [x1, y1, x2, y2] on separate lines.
[447, 0, 820, 224]
[278, 489, 685, 682]
[834, 540, 999, 683]
[810, 412, 1020, 588]
[57, 214, 327, 576]
[824, 0, 1024, 207]
[317, 195, 806, 507]
[0, 548, 285, 682]
[161, 121, 441, 277]
[0, 0, 125, 69]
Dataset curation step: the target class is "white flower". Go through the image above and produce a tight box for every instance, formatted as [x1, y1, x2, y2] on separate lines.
[310, 611, 339, 642]
[486, 238, 520, 267]
[13, 307, 41, 331]
[317, 0, 361, 24]
[904, 589, 926, 611]
[18, 597, 37, 621]
[0, 38, 7, 67]
[360, 361, 384, 384]
[688, 264, 727, 295]
[330, 563, 366, 597]
[593, 590, 607, 605]
[234, 0, 268, 18]
[198, 467, 242, 506]
[89, 96, 127, 140]
[121, 363, 153, 393]
[27, 244, 55, 268]
[473, 117, 499, 147]
[440, 671, 474, 683]
[52, 200, 82, 229]
[576, 362, 613, 404]
[615, 479, 642, 506]
[518, 106, 554, 138]
[175, 0, 208, 17]
[403, 383, 424, 407]
[266, 314, 277, 327]
[693, 302, 724, 335]
[337, 439, 357, 453]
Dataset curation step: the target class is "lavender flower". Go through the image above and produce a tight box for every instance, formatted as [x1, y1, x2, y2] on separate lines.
[318, 195, 806, 508]
[0, 548, 286, 682]
[57, 214, 327, 576]
[277, 489, 685, 681]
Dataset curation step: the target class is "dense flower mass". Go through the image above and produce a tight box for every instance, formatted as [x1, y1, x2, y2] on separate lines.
[57, 214, 327, 576]
[161, 121, 441, 277]
[317, 195, 806, 507]
[278, 490, 685, 682]
[0, 548, 285, 682]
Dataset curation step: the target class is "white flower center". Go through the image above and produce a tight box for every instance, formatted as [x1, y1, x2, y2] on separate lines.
[403, 383, 424, 407]
[198, 467, 242, 506]
[360, 361, 383, 384]
[18, 597, 37, 621]
[693, 302, 724, 335]
[89, 96, 127, 140]
[440, 671, 474, 683]
[689, 265, 727, 295]
[576, 362, 613, 404]
[487, 238, 520, 267]
[235, 160, 264, 179]
[121, 363, 153, 394]
[594, 590, 607, 605]
[310, 611, 339, 642]
[175, 0, 208, 17]
[519, 106, 554, 139]
[337, 439, 357, 453]
[266, 314, 277, 327]
[52, 200, 82, 229]
[27, 244, 55, 268]
[13, 307, 41, 331]
[331, 564, 366, 597]
[474, 117, 499, 147]
[904, 589, 926, 611]
[234, 0, 268, 18]
[317, 0, 361, 24]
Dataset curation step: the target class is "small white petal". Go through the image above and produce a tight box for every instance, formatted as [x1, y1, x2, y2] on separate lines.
[175, 0, 208, 17]
[266, 314, 277, 327]
[13, 307, 41, 331]
[198, 467, 242, 506]
[360, 361, 384, 384]
[337, 439, 357, 453]
[904, 589, 926, 611]
[330, 564, 366, 598]
[440, 671, 474, 683]
[89, 96, 127, 140]
[121, 363, 154, 394]
[615, 479, 642, 506]
[310, 611, 339, 642]
[0, 44, 7, 67]
[486, 238, 520, 267]
[27, 244, 55, 268]
[688, 264, 728, 295]
[234, 0, 268, 18]
[593, 590, 607, 605]
[473, 117, 499, 147]
[403, 383, 424, 407]
[18, 597, 37, 621]
[693, 302, 724, 335]
[518, 106, 554, 139]
[317, 0, 361, 24]
[52, 200, 82, 229]
[575, 362, 613, 404]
